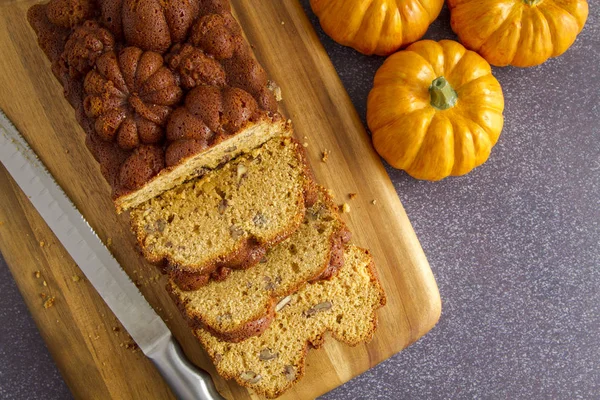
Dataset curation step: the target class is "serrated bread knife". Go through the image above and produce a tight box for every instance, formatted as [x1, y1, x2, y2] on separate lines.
[0, 109, 225, 400]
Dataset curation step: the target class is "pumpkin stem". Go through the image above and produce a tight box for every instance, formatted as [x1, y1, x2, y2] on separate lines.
[522, 0, 542, 5]
[429, 77, 457, 110]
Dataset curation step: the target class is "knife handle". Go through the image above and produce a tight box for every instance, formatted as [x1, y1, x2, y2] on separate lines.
[147, 333, 225, 400]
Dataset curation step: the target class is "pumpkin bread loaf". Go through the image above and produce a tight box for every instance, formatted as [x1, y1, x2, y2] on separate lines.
[130, 137, 317, 290]
[195, 245, 386, 398]
[168, 186, 350, 342]
[27, 0, 288, 212]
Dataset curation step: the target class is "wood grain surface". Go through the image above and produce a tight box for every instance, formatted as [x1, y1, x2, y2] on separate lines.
[0, 1, 441, 399]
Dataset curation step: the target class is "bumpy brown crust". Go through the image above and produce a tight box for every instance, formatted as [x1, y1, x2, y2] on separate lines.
[27, 0, 283, 211]
[196, 247, 387, 398]
[168, 189, 351, 342]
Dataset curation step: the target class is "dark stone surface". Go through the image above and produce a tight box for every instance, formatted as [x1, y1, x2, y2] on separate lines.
[1, 2, 598, 399]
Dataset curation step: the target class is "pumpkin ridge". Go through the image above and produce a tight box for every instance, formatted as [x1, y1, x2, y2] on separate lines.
[537, 5, 563, 56]
[409, 0, 431, 21]
[455, 75, 503, 108]
[536, 4, 578, 56]
[448, 115, 470, 175]
[532, 6, 555, 59]
[377, 107, 431, 132]
[512, 5, 548, 66]
[404, 110, 437, 171]
[545, 0, 578, 20]
[479, 3, 523, 64]
[353, 0, 382, 43]
[454, 81, 503, 146]
[447, 56, 492, 89]
[404, 50, 438, 78]
[452, 111, 490, 171]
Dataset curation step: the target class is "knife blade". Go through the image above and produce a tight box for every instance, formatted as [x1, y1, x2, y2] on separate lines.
[0, 109, 224, 400]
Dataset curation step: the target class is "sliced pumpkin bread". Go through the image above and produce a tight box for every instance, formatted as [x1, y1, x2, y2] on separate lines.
[194, 245, 386, 398]
[168, 186, 350, 342]
[130, 137, 317, 290]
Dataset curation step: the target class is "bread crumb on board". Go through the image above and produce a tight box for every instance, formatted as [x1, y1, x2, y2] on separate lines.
[321, 150, 330, 163]
[372, 199, 377, 205]
[39, 240, 45, 247]
[340, 203, 351, 213]
[43, 280, 47, 287]
[348, 193, 357, 200]
[72, 275, 81, 282]
[43, 296, 55, 309]
[267, 81, 282, 101]
[34, 271, 41, 279]
[106, 237, 113, 247]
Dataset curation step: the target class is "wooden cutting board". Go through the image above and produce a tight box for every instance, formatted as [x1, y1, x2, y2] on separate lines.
[0, 1, 441, 399]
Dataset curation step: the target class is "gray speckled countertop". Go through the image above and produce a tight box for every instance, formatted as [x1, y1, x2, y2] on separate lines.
[1, 2, 599, 399]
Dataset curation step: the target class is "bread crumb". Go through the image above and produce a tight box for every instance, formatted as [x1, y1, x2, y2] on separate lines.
[302, 142, 308, 148]
[39, 241, 45, 247]
[267, 81, 283, 101]
[340, 203, 351, 213]
[65, 149, 69, 154]
[112, 326, 121, 333]
[106, 237, 113, 247]
[348, 193, 357, 200]
[281, 21, 285, 25]
[43, 297, 55, 309]
[34, 271, 41, 279]
[43, 280, 47, 287]
[321, 150, 330, 163]
[40, 292, 47, 299]
[72, 275, 81, 282]
[124, 340, 139, 352]
[372, 200, 377, 205]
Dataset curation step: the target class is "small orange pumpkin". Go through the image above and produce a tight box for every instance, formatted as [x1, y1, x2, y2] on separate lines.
[310, 0, 444, 56]
[448, 0, 588, 67]
[367, 40, 504, 180]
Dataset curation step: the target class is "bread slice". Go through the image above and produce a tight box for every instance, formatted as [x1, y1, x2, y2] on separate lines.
[194, 245, 386, 398]
[130, 137, 317, 290]
[168, 186, 350, 342]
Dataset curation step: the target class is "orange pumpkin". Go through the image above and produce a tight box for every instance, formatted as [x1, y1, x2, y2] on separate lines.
[310, 0, 444, 56]
[367, 40, 504, 180]
[448, 0, 588, 67]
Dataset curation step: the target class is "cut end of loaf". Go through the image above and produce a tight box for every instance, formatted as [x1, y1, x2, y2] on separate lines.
[114, 117, 291, 212]
[195, 245, 386, 398]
